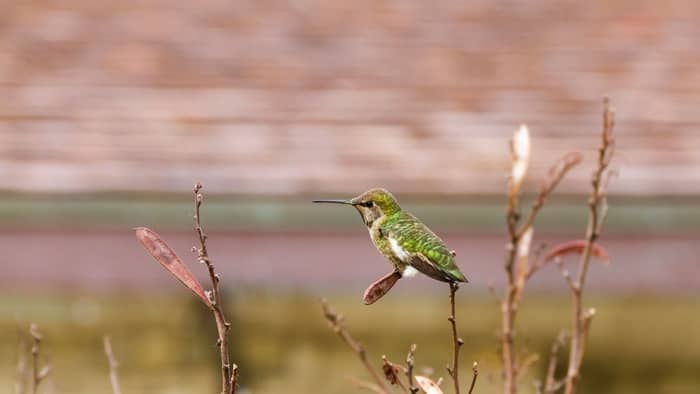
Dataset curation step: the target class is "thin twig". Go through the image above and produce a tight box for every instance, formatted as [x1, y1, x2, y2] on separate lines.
[502, 198, 520, 394]
[348, 376, 386, 394]
[543, 332, 566, 394]
[15, 327, 28, 394]
[193, 183, 236, 394]
[103, 336, 122, 394]
[503, 126, 582, 394]
[517, 152, 583, 239]
[446, 282, 463, 394]
[406, 344, 419, 394]
[564, 99, 615, 394]
[556, 259, 577, 292]
[29, 324, 50, 394]
[516, 353, 539, 382]
[502, 126, 528, 394]
[322, 299, 390, 394]
[382, 355, 408, 391]
[468, 362, 479, 394]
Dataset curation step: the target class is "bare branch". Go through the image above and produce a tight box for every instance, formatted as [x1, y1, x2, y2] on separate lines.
[556, 259, 577, 292]
[103, 336, 122, 394]
[136, 183, 237, 394]
[30, 324, 50, 394]
[517, 151, 583, 239]
[192, 183, 236, 394]
[446, 282, 463, 394]
[564, 98, 615, 394]
[15, 327, 28, 394]
[406, 344, 419, 394]
[468, 362, 479, 394]
[502, 119, 589, 394]
[543, 332, 566, 394]
[516, 353, 539, 382]
[382, 355, 407, 391]
[348, 376, 386, 394]
[322, 299, 390, 394]
[487, 281, 501, 305]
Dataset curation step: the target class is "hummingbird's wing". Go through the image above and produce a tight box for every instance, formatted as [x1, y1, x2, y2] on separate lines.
[381, 212, 468, 283]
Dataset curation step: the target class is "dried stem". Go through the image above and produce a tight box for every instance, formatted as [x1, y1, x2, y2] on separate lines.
[517, 152, 582, 240]
[446, 282, 463, 394]
[29, 324, 50, 394]
[381, 355, 407, 391]
[193, 183, 237, 394]
[543, 332, 566, 394]
[406, 344, 419, 394]
[348, 376, 386, 394]
[502, 125, 583, 394]
[468, 362, 479, 394]
[563, 99, 615, 394]
[15, 328, 28, 394]
[516, 353, 539, 382]
[322, 299, 390, 394]
[502, 186, 520, 394]
[103, 336, 122, 394]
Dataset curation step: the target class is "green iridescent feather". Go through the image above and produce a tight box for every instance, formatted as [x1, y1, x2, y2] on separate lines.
[381, 211, 468, 283]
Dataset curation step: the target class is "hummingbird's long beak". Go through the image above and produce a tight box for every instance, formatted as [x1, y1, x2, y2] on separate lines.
[311, 199, 356, 205]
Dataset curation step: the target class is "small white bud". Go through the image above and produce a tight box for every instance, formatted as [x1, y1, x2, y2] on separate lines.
[511, 124, 531, 190]
[517, 227, 533, 260]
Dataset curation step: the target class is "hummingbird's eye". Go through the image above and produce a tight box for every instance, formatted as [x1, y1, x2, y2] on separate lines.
[366, 201, 374, 207]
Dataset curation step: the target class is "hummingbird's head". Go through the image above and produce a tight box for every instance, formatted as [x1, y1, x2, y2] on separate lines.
[312, 188, 401, 227]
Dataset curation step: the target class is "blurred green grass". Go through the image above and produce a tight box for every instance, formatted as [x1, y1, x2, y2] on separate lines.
[2, 292, 698, 393]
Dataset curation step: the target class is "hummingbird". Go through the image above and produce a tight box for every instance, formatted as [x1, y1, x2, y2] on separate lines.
[313, 188, 467, 304]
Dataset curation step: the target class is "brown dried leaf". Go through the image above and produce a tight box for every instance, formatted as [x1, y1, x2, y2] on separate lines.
[415, 375, 443, 394]
[363, 271, 402, 305]
[543, 240, 610, 264]
[135, 227, 211, 307]
[382, 356, 401, 386]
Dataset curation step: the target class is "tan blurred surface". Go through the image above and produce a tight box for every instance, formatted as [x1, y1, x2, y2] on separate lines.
[1, 1, 699, 195]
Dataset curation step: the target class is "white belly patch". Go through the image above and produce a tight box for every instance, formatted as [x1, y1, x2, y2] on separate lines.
[389, 238, 418, 278]
[389, 237, 411, 260]
[402, 265, 419, 278]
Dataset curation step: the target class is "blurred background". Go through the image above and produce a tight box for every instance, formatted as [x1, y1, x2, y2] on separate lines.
[1, 1, 699, 393]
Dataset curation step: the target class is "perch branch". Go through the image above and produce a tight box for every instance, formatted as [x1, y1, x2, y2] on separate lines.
[193, 183, 237, 394]
[103, 336, 122, 394]
[564, 98, 615, 394]
[322, 299, 390, 394]
[446, 282, 463, 394]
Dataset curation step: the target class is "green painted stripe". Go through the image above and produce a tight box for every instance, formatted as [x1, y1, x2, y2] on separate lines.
[0, 194, 698, 234]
